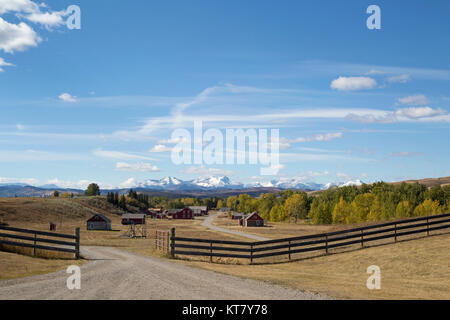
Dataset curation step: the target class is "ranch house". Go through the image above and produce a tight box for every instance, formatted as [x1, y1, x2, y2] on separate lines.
[239, 212, 264, 227]
[87, 214, 112, 230]
[189, 206, 208, 216]
[166, 208, 193, 219]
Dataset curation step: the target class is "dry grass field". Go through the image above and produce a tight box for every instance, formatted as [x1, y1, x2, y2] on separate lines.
[177, 232, 450, 299]
[213, 212, 337, 239]
[1, 197, 449, 299]
[0, 197, 244, 279]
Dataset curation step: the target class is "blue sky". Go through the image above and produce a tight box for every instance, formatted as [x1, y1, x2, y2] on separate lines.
[0, 0, 449, 189]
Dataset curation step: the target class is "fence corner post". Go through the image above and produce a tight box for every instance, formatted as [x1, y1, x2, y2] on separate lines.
[75, 227, 80, 259]
[170, 227, 175, 258]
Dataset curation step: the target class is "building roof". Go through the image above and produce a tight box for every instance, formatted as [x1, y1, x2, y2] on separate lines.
[243, 212, 262, 220]
[121, 213, 146, 219]
[188, 206, 207, 210]
[232, 212, 245, 216]
[87, 214, 111, 223]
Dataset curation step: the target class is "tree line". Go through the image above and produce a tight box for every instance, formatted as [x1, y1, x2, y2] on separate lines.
[217, 182, 450, 224]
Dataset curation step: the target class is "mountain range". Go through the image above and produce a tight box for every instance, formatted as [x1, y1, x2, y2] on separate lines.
[0, 176, 364, 198]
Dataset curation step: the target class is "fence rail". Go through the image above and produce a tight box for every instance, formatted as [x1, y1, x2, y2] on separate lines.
[0, 225, 80, 259]
[170, 212, 450, 263]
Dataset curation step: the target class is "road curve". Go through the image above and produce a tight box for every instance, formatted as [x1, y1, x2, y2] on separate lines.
[0, 246, 326, 300]
[201, 212, 270, 241]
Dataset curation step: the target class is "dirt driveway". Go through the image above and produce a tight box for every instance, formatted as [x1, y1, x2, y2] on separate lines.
[0, 246, 326, 300]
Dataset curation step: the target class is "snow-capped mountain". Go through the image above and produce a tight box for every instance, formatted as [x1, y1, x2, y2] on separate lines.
[128, 176, 364, 191]
[0, 176, 365, 195]
[191, 176, 243, 189]
[248, 178, 324, 190]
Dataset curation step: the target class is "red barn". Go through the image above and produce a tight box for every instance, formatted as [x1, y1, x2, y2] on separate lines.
[166, 208, 193, 219]
[239, 212, 264, 227]
[121, 213, 146, 225]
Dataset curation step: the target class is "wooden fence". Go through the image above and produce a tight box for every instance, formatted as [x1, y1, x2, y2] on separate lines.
[155, 230, 170, 253]
[170, 212, 450, 263]
[0, 225, 80, 259]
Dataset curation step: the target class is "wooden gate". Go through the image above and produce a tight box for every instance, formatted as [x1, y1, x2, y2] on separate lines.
[155, 230, 170, 253]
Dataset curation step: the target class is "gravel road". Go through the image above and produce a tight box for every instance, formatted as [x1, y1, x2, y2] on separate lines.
[0, 246, 326, 300]
[201, 212, 270, 241]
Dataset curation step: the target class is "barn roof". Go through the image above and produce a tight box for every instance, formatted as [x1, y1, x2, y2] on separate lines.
[243, 212, 262, 220]
[189, 206, 207, 210]
[121, 213, 146, 219]
[87, 214, 111, 223]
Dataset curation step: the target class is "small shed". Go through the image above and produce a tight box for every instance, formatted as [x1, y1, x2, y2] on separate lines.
[189, 206, 208, 216]
[219, 207, 230, 212]
[240, 212, 264, 227]
[166, 208, 193, 219]
[87, 214, 112, 230]
[121, 213, 146, 225]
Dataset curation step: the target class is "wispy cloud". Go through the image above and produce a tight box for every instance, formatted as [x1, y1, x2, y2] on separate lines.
[93, 149, 155, 161]
[397, 94, 429, 106]
[115, 162, 159, 172]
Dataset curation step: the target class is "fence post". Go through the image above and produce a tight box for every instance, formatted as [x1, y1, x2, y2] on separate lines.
[33, 233, 37, 256]
[427, 217, 429, 236]
[361, 230, 364, 248]
[210, 241, 213, 263]
[288, 240, 291, 261]
[250, 244, 253, 264]
[325, 235, 328, 254]
[75, 227, 80, 259]
[394, 223, 397, 242]
[170, 228, 175, 258]
[166, 231, 170, 253]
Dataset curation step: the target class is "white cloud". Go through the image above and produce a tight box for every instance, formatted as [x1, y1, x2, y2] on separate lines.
[93, 149, 155, 161]
[345, 112, 397, 124]
[149, 144, 172, 152]
[294, 132, 343, 142]
[0, 0, 39, 15]
[0, 17, 41, 53]
[387, 74, 410, 83]
[395, 107, 447, 119]
[0, 176, 39, 185]
[24, 10, 66, 28]
[16, 123, 25, 130]
[397, 94, 429, 106]
[330, 76, 377, 91]
[0, 56, 13, 71]
[58, 93, 77, 102]
[46, 178, 114, 190]
[118, 177, 139, 189]
[115, 162, 160, 172]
